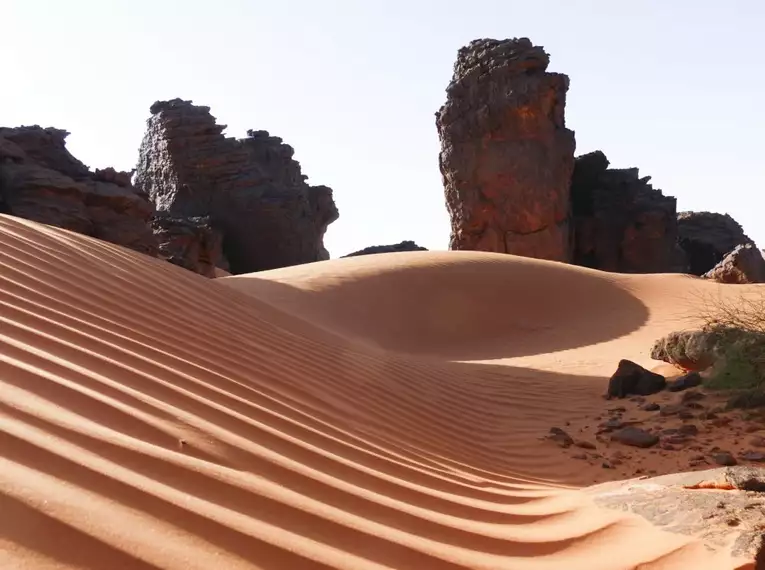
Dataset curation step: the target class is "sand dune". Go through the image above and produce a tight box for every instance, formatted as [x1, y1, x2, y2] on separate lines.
[0, 214, 758, 569]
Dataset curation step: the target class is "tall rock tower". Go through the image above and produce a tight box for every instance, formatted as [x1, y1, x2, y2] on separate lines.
[435, 38, 575, 261]
[134, 99, 339, 274]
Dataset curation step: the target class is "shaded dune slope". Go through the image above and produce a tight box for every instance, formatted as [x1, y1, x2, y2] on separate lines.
[0, 215, 754, 569]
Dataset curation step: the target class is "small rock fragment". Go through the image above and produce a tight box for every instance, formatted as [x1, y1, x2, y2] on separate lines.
[547, 427, 574, 448]
[611, 427, 659, 448]
[712, 452, 738, 466]
[667, 372, 703, 392]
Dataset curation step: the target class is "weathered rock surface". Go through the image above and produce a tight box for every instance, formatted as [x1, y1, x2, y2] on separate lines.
[0, 126, 157, 255]
[134, 99, 339, 274]
[607, 359, 666, 398]
[570, 151, 686, 273]
[611, 426, 659, 448]
[651, 330, 721, 371]
[342, 240, 428, 258]
[586, 467, 765, 565]
[678, 211, 754, 275]
[436, 38, 575, 261]
[150, 213, 228, 278]
[703, 243, 765, 284]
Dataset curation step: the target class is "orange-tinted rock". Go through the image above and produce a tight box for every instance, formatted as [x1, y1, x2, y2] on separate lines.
[703, 243, 765, 284]
[435, 38, 575, 262]
[150, 213, 229, 278]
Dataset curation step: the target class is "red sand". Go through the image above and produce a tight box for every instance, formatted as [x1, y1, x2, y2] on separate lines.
[0, 214, 759, 569]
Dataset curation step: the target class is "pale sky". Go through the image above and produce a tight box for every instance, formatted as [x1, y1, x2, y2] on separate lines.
[3, 0, 763, 257]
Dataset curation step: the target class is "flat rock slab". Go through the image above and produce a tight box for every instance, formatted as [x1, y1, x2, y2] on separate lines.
[585, 467, 765, 565]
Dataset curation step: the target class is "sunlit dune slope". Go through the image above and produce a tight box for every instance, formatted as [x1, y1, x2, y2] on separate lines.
[0, 215, 755, 569]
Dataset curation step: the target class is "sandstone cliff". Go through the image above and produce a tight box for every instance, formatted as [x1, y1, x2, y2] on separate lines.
[435, 38, 575, 261]
[134, 99, 339, 274]
[677, 211, 754, 275]
[570, 151, 685, 273]
[0, 126, 157, 256]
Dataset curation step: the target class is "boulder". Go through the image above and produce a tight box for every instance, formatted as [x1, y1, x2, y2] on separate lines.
[0, 126, 157, 256]
[606, 359, 666, 398]
[677, 211, 753, 275]
[342, 241, 428, 257]
[570, 151, 686, 273]
[133, 99, 339, 274]
[150, 213, 228, 278]
[435, 38, 575, 261]
[650, 330, 721, 372]
[703, 243, 765, 284]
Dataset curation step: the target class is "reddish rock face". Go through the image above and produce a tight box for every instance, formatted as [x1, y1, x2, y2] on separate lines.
[435, 38, 575, 261]
[703, 243, 765, 284]
[134, 99, 339, 274]
[570, 151, 686, 273]
[0, 126, 157, 256]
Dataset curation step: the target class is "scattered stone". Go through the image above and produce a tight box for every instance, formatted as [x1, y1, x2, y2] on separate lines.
[740, 451, 765, 463]
[547, 427, 574, 448]
[712, 452, 738, 466]
[667, 372, 703, 392]
[611, 427, 659, 448]
[659, 404, 685, 417]
[575, 440, 597, 450]
[678, 424, 700, 436]
[606, 359, 666, 399]
[641, 402, 660, 411]
[571, 453, 588, 460]
[678, 410, 695, 420]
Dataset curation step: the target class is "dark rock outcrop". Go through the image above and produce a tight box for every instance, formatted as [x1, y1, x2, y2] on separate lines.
[677, 211, 753, 275]
[0, 126, 157, 256]
[150, 213, 228, 278]
[342, 240, 428, 258]
[703, 243, 765, 284]
[606, 359, 666, 398]
[134, 99, 338, 274]
[570, 151, 685, 273]
[435, 38, 575, 261]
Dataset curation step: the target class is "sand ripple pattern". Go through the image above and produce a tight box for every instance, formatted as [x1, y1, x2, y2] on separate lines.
[0, 216, 745, 569]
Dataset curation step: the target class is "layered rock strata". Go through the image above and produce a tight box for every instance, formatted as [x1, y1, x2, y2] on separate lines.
[134, 99, 339, 274]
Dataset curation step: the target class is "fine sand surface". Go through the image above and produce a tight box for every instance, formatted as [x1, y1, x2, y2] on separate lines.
[0, 213, 759, 569]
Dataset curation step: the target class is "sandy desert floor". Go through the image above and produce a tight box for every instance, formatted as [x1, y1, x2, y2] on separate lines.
[0, 214, 760, 569]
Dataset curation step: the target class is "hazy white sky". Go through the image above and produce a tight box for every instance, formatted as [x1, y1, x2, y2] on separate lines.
[3, 0, 763, 256]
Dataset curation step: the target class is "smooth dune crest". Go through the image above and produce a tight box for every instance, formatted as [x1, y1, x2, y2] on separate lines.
[0, 214, 756, 569]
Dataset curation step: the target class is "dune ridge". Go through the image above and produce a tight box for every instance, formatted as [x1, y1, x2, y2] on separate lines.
[0, 214, 756, 569]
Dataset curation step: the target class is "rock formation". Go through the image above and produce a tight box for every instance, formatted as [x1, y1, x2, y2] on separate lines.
[703, 243, 765, 284]
[0, 126, 157, 256]
[150, 213, 228, 278]
[342, 240, 428, 257]
[436, 38, 575, 261]
[570, 151, 686, 273]
[677, 211, 753, 275]
[134, 99, 339, 274]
